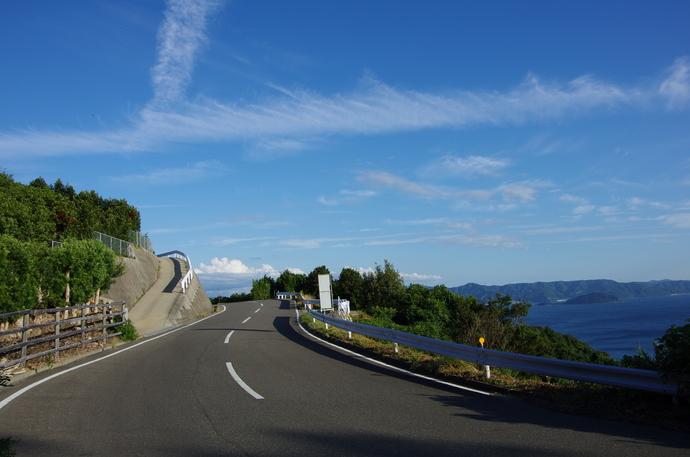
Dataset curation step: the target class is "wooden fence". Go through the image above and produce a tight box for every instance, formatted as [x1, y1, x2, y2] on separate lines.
[0, 302, 127, 370]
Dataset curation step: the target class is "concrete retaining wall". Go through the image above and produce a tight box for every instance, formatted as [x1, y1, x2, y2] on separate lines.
[102, 248, 160, 307]
[164, 273, 213, 327]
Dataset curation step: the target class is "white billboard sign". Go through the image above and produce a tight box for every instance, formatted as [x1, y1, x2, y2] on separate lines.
[318, 274, 333, 310]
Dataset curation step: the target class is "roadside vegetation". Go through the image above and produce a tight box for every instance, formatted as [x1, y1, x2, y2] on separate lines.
[260, 259, 688, 431]
[0, 169, 139, 315]
[1, 169, 143, 453]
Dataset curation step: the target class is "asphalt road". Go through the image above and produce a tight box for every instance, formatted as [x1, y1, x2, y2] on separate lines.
[1, 300, 688, 456]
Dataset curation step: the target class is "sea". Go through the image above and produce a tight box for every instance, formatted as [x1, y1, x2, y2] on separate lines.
[522, 294, 690, 361]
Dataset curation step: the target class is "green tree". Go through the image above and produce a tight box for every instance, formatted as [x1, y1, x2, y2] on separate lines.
[250, 275, 275, 300]
[333, 267, 363, 309]
[623, 319, 690, 394]
[0, 235, 40, 314]
[276, 269, 307, 293]
[305, 265, 330, 296]
[360, 260, 406, 312]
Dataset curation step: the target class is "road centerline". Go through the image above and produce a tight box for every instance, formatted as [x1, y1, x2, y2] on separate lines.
[223, 330, 235, 344]
[226, 362, 264, 400]
[242, 317, 251, 324]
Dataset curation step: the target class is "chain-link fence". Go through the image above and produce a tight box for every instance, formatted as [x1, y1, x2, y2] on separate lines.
[128, 230, 154, 253]
[93, 231, 135, 257]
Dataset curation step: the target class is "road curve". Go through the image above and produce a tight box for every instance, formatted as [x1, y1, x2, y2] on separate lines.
[0, 300, 687, 456]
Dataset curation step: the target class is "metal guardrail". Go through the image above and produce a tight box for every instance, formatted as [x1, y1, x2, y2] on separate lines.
[300, 298, 682, 396]
[0, 302, 127, 370]
[157, 251, 194, 294]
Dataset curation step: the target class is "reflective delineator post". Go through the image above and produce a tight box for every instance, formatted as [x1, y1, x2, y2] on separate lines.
[394, 342, 399, 354]
[348, 331, 352, 340]
[479, 337, 490, 379]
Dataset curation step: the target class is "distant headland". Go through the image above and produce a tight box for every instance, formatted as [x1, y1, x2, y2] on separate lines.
[564, 292, 622, 305]
[449, 279, 690, 304]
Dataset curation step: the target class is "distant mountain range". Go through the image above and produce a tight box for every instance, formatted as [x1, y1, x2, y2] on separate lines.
[449, 279, 690, 304]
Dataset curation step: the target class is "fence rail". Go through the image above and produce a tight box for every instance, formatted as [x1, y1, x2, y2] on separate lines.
[300, 298, 683, 396]
[0, 302, 127, 370]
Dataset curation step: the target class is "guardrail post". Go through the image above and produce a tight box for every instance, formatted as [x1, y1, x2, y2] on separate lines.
[20, 313, 29, 368]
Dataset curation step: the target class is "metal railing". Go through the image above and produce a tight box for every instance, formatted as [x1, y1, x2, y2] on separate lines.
[128, 230, 154, 253]
[0, 302, 127, 370]
[299, 297, 682, 396]
[157, 251, 194, 294]
[94, 231, 134, 257]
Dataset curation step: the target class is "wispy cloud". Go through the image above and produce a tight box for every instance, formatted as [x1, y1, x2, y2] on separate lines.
[659, 56, 690, 109]
[661, 213, 690, 229]
[0, 0, 687, 160]
[214, 237, 273, 246]
[110, 160, 221, 185]
[500, 184, 537, 203]
[386, 218, 446, 226]
[355, 171, 439, 197]
[149, 0, 224, 108]
[317, 189, 376, 206]
[420, 155, 510, 179]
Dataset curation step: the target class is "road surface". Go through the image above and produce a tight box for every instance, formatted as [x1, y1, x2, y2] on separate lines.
[0, 300, 687, 456]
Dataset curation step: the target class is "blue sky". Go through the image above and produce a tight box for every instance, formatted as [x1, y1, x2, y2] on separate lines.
[2, 0, 689, 295]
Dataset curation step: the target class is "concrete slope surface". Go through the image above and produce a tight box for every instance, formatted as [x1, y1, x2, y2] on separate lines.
[126, 256, 181, 337]
[0, 300, 687, 456]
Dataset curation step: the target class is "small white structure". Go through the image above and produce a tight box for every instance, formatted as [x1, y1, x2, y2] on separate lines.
[276, 291, 299, 300]
[335, 298, 350, 319]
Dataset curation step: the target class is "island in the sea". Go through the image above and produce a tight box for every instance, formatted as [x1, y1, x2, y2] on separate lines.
[564, 292, 622, 304]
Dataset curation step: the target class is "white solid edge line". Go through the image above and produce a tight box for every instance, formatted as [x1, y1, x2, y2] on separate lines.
[224, 330, 235, 344]
[294, 308, 491, 396]
[242, 317, 251, 324]
[0, 305, 228, 411]
[226, 362, 264, 400]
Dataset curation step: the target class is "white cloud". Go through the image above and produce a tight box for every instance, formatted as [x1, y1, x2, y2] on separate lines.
[387, 218, 446, 226]
[598, 206, 620, 216]
[149, 0, 223, 107]
[661, 213, 690, 229]
[501, 184, 537, 203]
[437, 234, 523, 248]
[659, 56, 690, 109]
[421, 155, 510, 178]
[355, 171, 439, 197]
[214, 237, 273, 246]
[110, 160, 221, 185]
[560, 194, 588, 205]
[401, 272, 442, 283]
[3, 57, 688, 158]
[195, 257, 278, 276]
[0, 1, 687, 162]
[572, 205, 596, 215]
[446, 222, 473, 230]
[317, 189, 376, 206]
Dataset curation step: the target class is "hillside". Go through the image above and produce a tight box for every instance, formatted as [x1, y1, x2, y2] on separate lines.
[449, 279, 690, 303]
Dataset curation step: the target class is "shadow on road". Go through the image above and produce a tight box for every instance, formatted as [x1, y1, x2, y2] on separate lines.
[274, 304, 690, 451]
[163, 258, 183, 293]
